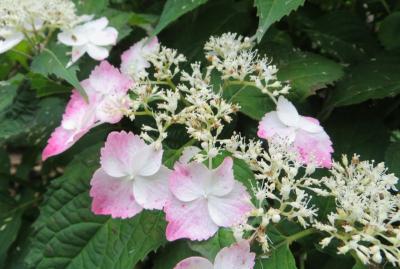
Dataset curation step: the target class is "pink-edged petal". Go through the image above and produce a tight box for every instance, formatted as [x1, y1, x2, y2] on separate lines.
[276, 96, 300, 127]
[214, 241, 255, 269]
[209, 157, 235, 197]
[298, 116, 323, 133]
[100, 131, 162, 178]
[0, 31, 24, 54]
[89, 168, 143, 218]
[89, 27, 118, 46]
[179, 146, 201, 164]
[208, 182, 253, 227]
[169, 162, 210, 202]
[42, 127, 86, 160]
[165, 198, 218, 241]
[86, 43, 109, 60]
[257, 111, 296, 142]
[95, 94, 127, 124]
[133, 166, 171, 210]
[174, 257, 213, 269]
[88, 61, 132, 95]
[294, 129, 333, 168]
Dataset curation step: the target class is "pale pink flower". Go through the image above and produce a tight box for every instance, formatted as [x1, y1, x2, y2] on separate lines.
[42, 61, 132, 160]
[89, 131, 171, 218]
[165, 157, 253, 241]
[58, 17, 118, 67]
[258, 96, 333, 168]
[120, 37, 159, 80]
[174, 240, 255, 269]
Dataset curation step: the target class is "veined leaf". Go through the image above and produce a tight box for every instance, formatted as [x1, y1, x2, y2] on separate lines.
[31, 46, 87, 100]
[26, 146, 167, 269]
[255, 244, 297, 269]
[152, 0, 208, 36]
[254, 0, 305, 42]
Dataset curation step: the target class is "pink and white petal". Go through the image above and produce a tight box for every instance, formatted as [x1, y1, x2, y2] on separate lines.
[294, 129, 333, 168]
[86, 44, 109, 60]
[174, 257, 213, 269]
[179, 146, 201, 164]
[298, 116, 323, 133]
[165, 198, 218, 241]
[42, 127, 79, 160]
[214, 241, 255, 269]
[208, 157, 235, 197]
[57, 30, 88, 46]
[133, 166, 171, 210]
[89, 27, 118, 46]
[257, 111, 296, 142]
[100, 131, 150, 178]
[0, 32, 24, 54]
[90, 168, 143, 218]
[88, 61, 132, 95]
[68, 45, 87, 67]
[208, 182, 253, 227]
[138, 147, 163, 177]
[95, 94, 126, 124]
[276, 96, 300, 127]
[169, 162, 210, 202]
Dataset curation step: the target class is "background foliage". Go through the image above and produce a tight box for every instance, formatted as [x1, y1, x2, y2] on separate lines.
[0, 0, 399, 268]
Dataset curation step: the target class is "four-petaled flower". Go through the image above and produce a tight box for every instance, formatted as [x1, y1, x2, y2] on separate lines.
[258, 96, 333, 168]
[58, 16, 118, 67]
[165, 157, 253, 241]
[42, 61, 132, 160]
[89, 131, 171, 218]
[174, 240, 255, 269]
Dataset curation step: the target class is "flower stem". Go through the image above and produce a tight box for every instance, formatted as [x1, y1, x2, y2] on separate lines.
[224, 80, 278, 105]
[274, 228, 317, 249]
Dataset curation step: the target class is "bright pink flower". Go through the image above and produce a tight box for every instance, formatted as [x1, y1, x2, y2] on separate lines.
[89, 131, 171, 218]
[165, 157, 253, 241]
[120, 37, 159, 80]
[174, 240, 255, 269]
[258, 96, 333, 168]
[42, 61, 132, 160]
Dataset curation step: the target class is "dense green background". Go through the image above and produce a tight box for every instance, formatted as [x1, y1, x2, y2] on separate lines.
[0, 0, 399, 268]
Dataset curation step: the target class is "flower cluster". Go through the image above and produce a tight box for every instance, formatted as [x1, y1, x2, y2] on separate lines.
[314, 155, 400, 266]
[0, 0, 118, 65]
[42, 33, 400, 268]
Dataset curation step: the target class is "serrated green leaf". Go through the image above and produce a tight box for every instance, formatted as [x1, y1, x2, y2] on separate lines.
[0, 74, 23, 113]
[276, 51, 344, 100]
[254, 0, 305, 42]
[152, 0, 208, 36]
[29, 73, 70, 97]
[223, 83, 275, 120]
[326, 55, 400, 108]
[188, 228, 235, 261]
[378, 12, 400, 51]
[31, 46, 87, 100]
[26, 146, 167, 269]
[255, 244, 297, 269]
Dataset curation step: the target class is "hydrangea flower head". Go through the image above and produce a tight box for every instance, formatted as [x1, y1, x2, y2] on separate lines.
[165, 157, 253, 241]
[258, 96, 333, 168]
[120, 37, 159, 80]
[42, 61, 132, 160]
[89, 131, 171, 218]
[174, 240, 255, 269]
[58, 17, 118, 66]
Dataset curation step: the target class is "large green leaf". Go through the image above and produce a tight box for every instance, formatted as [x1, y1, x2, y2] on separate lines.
[378, 12, 400, 51]
[26, 146, 167, 269]
[255, 244, 297, 269]
[223, 83, 275, 120]
[326, 54, 400, 108]
[31, 46, 87, 100]
[152, 0, 208, 36]
[304, 11, 379, 63]
[0, 74, 23, 113]
[385, 142, 400, 178]
[254, 0, 305, 42]
[276, 51, 344, 100]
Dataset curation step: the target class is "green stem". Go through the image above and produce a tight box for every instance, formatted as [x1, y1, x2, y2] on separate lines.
[224, 80, 278, 105]
[274, 228, 317, 249]
[380, 0, 391, 14]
